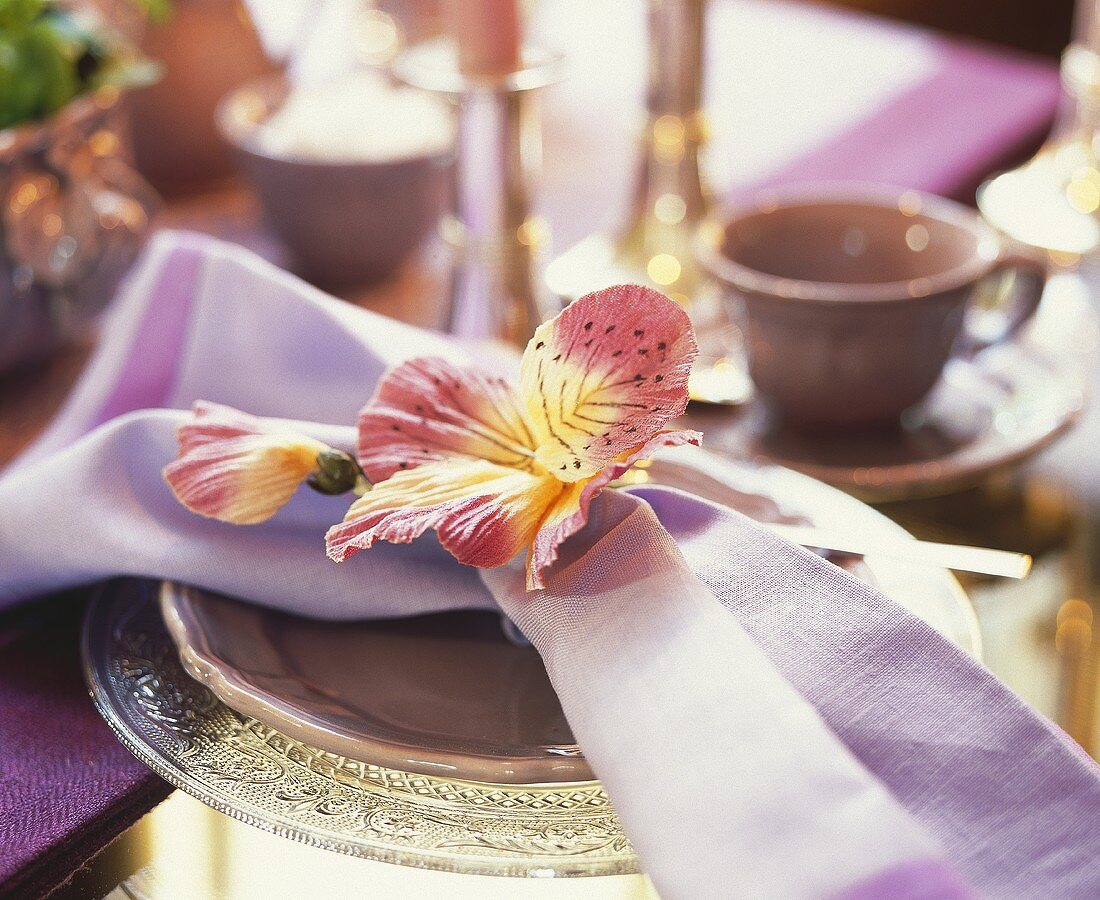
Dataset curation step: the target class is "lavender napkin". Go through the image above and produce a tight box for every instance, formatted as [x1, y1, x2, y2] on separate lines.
[3, 233, 1100, 898]
[488, 487, 1100, 898]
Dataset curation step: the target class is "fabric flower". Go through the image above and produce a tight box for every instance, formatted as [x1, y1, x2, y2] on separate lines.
[164, 401, 333, 525]
[326, 284, 700, 589]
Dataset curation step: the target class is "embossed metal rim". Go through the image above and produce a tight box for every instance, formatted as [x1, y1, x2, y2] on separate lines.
[82, 586, 637, 878]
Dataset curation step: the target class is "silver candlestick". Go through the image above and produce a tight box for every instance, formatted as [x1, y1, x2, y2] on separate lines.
[396, 42, 563, 347]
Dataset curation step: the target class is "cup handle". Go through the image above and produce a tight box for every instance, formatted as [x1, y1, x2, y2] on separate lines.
[959, 239, 1048, 356]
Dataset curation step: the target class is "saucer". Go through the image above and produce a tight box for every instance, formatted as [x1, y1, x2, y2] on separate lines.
[692, 273, 1095, 501]
[159, 445, 979, 788]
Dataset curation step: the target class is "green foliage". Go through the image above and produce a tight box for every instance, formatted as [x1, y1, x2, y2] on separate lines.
[0, 0, 159, 131]
[0, 0, 45, 29]
[133, 0, 171, 23]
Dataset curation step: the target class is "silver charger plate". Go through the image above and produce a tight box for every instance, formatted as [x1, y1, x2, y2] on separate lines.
[83, 448, 978, 878]
[83, 581, 634, 879]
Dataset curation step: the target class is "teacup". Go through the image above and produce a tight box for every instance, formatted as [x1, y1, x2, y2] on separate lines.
[697, 185, 1048, 427]
[216, 75, 452, 288]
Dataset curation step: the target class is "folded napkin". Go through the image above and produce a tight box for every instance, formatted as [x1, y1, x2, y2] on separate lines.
[4, 232, 1100, 898]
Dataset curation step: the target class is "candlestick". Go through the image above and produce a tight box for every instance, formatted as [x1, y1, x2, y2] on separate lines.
[395, 41, 562, 346]
[624, 0, 710, 302]
[543, 0, 748, 405]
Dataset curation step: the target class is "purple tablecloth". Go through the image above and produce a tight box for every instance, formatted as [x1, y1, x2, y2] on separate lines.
[0, 590, 172, 899]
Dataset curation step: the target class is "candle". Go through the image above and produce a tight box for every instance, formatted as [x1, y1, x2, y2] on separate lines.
[444, 0, 521, 76]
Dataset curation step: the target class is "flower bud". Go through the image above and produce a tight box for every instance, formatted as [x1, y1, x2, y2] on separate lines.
[308, 448, 369, 495]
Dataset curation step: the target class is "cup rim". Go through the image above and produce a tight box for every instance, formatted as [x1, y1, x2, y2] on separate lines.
[215, 74, 454, 171]
[696, 183, 1005, 303]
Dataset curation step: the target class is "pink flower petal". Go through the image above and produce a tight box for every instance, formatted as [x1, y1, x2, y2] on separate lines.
[526, 429, 701, 589]
[518, 284, 697, 483]
[341, 287, 700, 584]
[176, 401, 270, 452]
[326, 458, 562, 569]
[357, 357, 537, 483]
[164, 402, 328, 524]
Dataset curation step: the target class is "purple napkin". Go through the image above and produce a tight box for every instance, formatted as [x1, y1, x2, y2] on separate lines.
[3, 234, 1100, 898]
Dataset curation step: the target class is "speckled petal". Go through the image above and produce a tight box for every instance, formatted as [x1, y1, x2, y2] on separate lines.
[518, 285, 697, 483]
[358, 357, 538, 482]
[164, 402, 329, 525]
[526, 429, 701, 589]
[326, 458, 562, 569]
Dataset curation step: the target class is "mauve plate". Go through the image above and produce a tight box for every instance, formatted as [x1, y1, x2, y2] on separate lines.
[692, 273, 1095, 501]
[84, 584, 637, 877]
[161, 445, 979, 786]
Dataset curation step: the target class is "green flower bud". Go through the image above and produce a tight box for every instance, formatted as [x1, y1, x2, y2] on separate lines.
[307, 449, 370, 495]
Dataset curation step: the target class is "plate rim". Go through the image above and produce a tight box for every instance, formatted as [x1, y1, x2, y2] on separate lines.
[159, 582, 591, 785]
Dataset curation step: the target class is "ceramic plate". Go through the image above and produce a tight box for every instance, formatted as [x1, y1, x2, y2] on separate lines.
[691, 273, 1095, 501]
[83, 582, 638, 878]
[159, 445, 979, 787]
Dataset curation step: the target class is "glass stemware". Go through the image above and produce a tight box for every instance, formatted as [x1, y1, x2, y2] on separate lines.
[978, 0, 1100, 258]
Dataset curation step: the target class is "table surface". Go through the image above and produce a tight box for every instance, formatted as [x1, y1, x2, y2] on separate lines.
[2, 4, 1086, 898]
[17, 211, 1100, 891]
[33, 264, 1100, 900]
